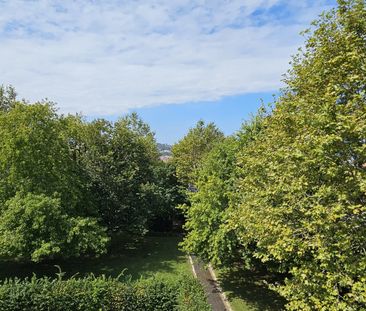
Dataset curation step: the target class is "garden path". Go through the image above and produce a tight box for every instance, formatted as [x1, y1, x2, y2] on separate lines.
[190, 255, 232, 311]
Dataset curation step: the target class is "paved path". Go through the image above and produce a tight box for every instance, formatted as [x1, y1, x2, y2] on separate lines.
[190, 256, 231, 311]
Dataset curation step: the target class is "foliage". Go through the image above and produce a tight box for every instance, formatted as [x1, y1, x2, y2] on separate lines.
[0, 85, 17, 112]
[0, 103, 89, 213]
[61, 112, 183, 235]
[181, 112, 267, 267]
[231, 1, 366, 309]
[175, 276, 211, 311]
[0, 103, 108, 262]
[0, 274, 210, 311]
[180, 1, 366, 310]
[67, 114, 161, 235]
[119, 112, 160, 160]
[180, 137, 239, 266]
[0, 98, 184, 262]
[0, 192, 108, 262]
[172, 120, 224, 185]
[144, 162, 187, 232]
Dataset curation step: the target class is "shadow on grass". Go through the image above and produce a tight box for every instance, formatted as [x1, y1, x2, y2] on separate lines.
[0, 236, 190, 281]
[217, 265, 286, 311]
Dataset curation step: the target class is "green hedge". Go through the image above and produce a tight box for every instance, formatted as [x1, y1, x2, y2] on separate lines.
[0, 275, 210, 311]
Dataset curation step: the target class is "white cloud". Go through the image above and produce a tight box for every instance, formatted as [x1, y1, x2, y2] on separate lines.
[0, 0, 335, 115]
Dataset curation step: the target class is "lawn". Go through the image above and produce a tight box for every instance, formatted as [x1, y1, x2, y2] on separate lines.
[0, 235, 192, 281]
[216, 265, 286, 311]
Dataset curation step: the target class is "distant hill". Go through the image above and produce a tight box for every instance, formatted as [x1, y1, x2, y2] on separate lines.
[157, 143, 172, 157]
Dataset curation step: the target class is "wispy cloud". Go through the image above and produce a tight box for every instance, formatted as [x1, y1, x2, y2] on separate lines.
[0, 0, 335, 115]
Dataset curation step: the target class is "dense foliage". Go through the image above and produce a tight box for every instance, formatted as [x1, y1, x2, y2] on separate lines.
[0, 193, 108, 262]
[180, 114, 266, 267]
[233, 1, 366, 309]
[0, 274, 210, 311]
[146, 162, 187, 232]
[67, 113, 160, 235]
[180, 137, 239, 266]
[180, 1, 366, 310]
[0, 101, 182, 262]
[0, 103, 108, 261]
[172, 120, 224, 185]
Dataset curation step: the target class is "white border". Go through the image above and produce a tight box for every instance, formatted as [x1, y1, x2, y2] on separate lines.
[188, 254, 198, 278]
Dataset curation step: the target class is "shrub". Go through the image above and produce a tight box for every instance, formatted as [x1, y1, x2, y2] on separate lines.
[0, 193, 108, 262]
[0, 274, 210, 311]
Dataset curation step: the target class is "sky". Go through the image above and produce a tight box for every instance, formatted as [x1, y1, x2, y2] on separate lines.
[0, 0, 337, 143]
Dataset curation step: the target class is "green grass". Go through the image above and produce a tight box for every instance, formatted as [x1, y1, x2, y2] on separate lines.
[216, 265, 286, 311]
[0, 235, 191, 281]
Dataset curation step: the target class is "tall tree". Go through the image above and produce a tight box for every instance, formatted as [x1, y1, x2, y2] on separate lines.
[73, 114, 160, 236]
[172, 120, 224, 185]
[181, 112, 266, 267]
[0, 102, 108, 262]
[233, 1, 366, 309]
[180, 137, 239, 266]
[0, 102, 84, 209]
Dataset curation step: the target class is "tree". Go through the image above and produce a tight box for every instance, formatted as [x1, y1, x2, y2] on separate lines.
[233, 1, 366, 309]
[0, 102, 108, 261]
[0, 102, 86, 211]
[61, 112, 179, 236]
[118, 112, 160, 161]
[172, 120, 224, 185]
[144, 161, 187, 232]
[0, 193, 108, 262]
[72, 114, 160, 236]
[0, 85, 17, 112]
[180, 137, 239, 266]
[181, 112, 267, 267]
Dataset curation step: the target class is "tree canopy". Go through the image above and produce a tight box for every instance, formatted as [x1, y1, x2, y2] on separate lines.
[0, 102, 108, 261]
[0, 85, 17, 112]
[180, 1, 366, 309]
[232, 1, 366, 308]
[0, 99, 182, 262]
[172, 120, 224, 185]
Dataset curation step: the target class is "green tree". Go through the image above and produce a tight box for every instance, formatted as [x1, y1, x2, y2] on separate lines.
[144, 161, 187, 232]
[181, 112, 266, 267]
[0, 102, 86, 211]
[0, 85, 17, 112]
[172, 120, 224, 185]
[74, 114, 160, 236]
[180, 137, 239, 266]
[118, 112, 160, 161]
[233, 1, 366, 309]
[0, 102, 108, 261]
[0, 192, 108, 262]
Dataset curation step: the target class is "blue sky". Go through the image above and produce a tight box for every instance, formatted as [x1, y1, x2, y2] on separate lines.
[0, 0, 337, 143]
[130, 92, 277, 144]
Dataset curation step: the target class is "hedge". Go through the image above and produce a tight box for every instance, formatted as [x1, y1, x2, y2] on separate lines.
[0, 274, 210, 311]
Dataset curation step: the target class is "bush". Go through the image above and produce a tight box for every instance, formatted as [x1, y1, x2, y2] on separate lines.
[0, 192, 108, 262]
[0, 274, 210, 311]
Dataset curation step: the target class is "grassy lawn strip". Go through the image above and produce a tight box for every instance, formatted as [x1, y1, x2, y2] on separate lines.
[215, 266, 286, 311]
[0, 236, 191, 281]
